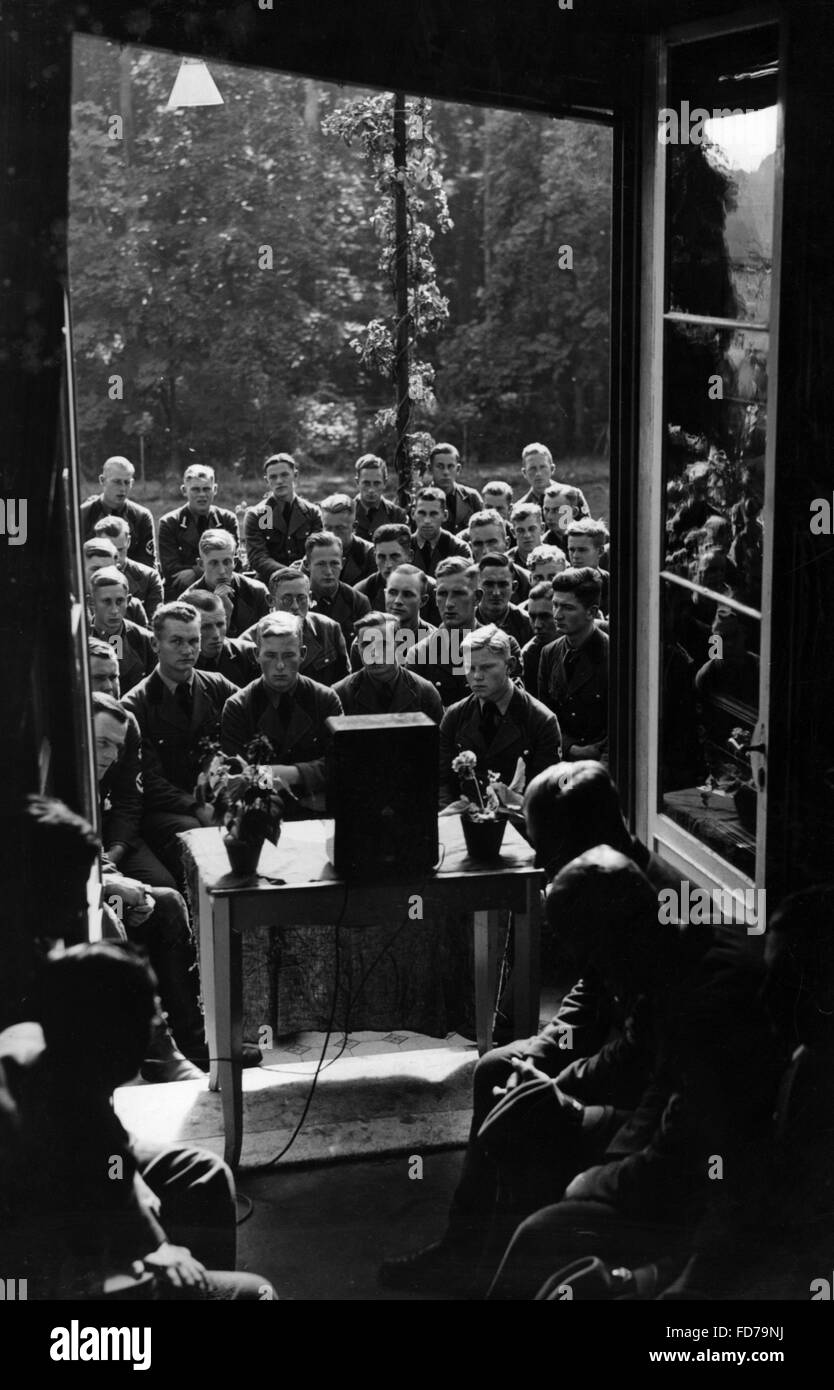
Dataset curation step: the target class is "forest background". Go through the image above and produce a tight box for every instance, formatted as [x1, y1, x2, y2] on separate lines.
[70, 38, 612, 520]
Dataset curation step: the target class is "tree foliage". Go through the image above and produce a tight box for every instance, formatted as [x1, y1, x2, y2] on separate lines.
[69, 38, 612, 484]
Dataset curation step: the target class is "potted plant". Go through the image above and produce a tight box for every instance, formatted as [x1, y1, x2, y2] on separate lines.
[195, 734, 289, 877]
[451, 750, 510, 862]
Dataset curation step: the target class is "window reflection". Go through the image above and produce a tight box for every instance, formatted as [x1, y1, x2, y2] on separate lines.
[663, 323, 766, 615]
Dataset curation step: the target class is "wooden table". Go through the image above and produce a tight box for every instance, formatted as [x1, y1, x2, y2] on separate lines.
[180, 818, 544, 1168]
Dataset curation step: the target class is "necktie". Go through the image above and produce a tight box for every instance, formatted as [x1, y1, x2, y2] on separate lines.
[282, 502, 293, 529]
[564, 646, 580, 680]
[175, 681, 193, 721]
[374, 680, 396, 711]
[277, 693, 294, 728]
[481, 700, 500, 744]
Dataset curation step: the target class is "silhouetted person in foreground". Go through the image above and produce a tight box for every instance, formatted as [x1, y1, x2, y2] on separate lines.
[0, 942, 275, 1301]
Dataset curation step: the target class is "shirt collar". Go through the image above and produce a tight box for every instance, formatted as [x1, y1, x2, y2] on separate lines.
[480, 684, 514, 718]
[158, 668, 194, 696]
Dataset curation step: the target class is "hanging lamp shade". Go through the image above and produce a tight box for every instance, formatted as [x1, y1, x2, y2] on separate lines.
[166, 58, 224, 109]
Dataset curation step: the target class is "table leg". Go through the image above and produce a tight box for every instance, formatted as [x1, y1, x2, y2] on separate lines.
[197, 878, 219, 1092]
[212, 897, 243, 1169]
[474, 909, 500, 1055]
[514, 880, 542, 1039]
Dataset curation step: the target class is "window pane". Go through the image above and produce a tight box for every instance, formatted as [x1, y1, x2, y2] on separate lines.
[663, 320, 766, 614]
[665, 27, 779, 322]
[659, 577, 759, 877]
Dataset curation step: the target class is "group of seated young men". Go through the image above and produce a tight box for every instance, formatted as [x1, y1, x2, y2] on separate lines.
[77, 441, 611, 1078]
[10, 444, 820, 1301]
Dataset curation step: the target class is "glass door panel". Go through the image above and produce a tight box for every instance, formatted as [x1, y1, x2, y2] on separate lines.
[646, 18, 781, 888]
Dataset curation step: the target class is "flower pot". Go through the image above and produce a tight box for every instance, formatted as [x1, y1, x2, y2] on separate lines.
[461, 813, 507, 863]
[223, 834, 265, 878]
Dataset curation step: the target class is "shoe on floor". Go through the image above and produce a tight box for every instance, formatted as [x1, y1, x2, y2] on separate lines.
[140, 1053, 205, 1084]
[183, 1042, 262, 1071]
[378, 1238, 480, 1293]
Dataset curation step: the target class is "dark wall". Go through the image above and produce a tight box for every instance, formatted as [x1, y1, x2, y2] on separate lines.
[766, 0, 834, 893]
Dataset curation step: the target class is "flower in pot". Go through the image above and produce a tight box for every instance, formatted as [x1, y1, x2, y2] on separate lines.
[450, 750, 510, 862]
[195, 733, 290, 877]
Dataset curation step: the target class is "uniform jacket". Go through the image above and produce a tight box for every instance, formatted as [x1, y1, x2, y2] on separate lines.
[353, 494, 409, 542]
[122, 558, 164, 620]
[221, 674, 342, 812]
[196, 637, 260, 688]
[157, 504, 239, 596]
[537, 627, 609, 756]
[183, 572, 269, 639]
[98, 712, 143, 851]
[339, 535, 377, 587]
[520, 636, 546, 694]
[309, 582, 372, 647]
[238, 611, 349, 688]
[558, 925, 782, 1224]
[243, 494, 323, 581]
[411, 528, 472, 577]
[439, 686, 561, 807]
[90, 618, 155, 695]
[332, 666, 443, 722]
[441, 482, 484, 534]
[123, 668, 237, 815]
[474, 602, 533, 648]
[80, 495, 158, 566]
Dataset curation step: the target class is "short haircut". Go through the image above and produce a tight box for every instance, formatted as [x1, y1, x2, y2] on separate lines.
[90, 565, 128, 593]
[528, 581, 555, 604]
[477, 552, 512, 574]
[268, 567, 310, 596]
[469, 509, 507, 534]
[482, 480, 513, 501]
[524, 763, 633, 868]
[91, 690, 128, 723]
[186, 589, 226, 616]
[198, 527, 235, 557]
[305, 529, 343, 560]
[429, 442, 460, 465]
[263, 452, 297, 475]
[102, 455, 135, 475]
[32, 941, 157, 1075]
[567, 517, 610, 545]
[183, 464, 215, 482]
[321, 493, 355, 516]
[255, 612, 303, 648]
[93, 515, 130, 540]
[522, 442, 553, 466]
[152, 601, 200, 638]
[372, 523, 412, 550]
[544, 483, 582, 508]
[355, 612, 399, 637]
[22, 795, 101, 937]
[461, 624, 512, 661]
[414, 486, 447, 508]
[386, 562, 427, 596]
[355, 453, 388, 479]
[552, 566, 602, 608]
[435, 556, 478, 584]
[510, 502, 543, 524]
[83, 538, 118, 560]
[529, 544, 568, 568]
[88, 637, 116, 662]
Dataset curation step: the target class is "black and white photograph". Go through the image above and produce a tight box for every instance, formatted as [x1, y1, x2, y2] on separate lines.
[2, 0, 833, 1358]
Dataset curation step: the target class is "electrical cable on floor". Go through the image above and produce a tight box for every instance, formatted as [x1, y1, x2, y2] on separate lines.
[246, 853, 442, 1169]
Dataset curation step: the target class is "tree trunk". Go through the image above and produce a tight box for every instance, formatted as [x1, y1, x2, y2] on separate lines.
[118, 47, 134, 166]
[392, 91, 411, 508]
